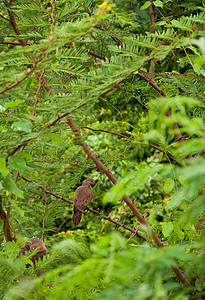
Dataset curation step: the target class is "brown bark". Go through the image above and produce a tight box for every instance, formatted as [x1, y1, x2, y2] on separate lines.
[0, 196, 16, 242]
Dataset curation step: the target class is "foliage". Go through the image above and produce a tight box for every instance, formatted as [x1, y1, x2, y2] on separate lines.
[0, 0, 204, 299]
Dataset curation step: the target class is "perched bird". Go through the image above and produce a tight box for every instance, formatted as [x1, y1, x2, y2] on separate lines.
[19, 237, 47, 267]
[72, 178, 95, 225]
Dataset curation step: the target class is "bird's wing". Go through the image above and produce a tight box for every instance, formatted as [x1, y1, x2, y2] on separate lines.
[75, 186, 93, 210]
[73, 186, 93, 225]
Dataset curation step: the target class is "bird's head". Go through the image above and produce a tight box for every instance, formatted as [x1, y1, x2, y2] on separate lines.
[83, 178, 95, 186]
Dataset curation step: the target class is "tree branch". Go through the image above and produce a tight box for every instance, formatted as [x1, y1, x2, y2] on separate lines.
[100, 71, 135, 97]
[0, 57, 43, 95]
[81, 126, 133, 139]
[88, 50, 106, 61]
[4, 1, 27, 47]
[0, 196, 16, 242]
[137, 71, 165, 96]
[0, 111, 21, 120]
[0, 41, 40, 46]
[0, 13, 10, 22]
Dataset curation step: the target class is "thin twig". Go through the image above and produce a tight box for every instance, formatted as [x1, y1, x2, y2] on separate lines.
[100, 71, 135, 96]
[0, 41, 40, 45]
[4, 0, 27, 46]
[0, 57, 43, 95]
[0, 111, 21, 120]
[81, 126, 183, 166]
[54, 217, 70, 234]
[0, 13, 10, 22]
[137, 71, 166, 96]
[32, 69, 45, 116]
[81, 126, 133, 139]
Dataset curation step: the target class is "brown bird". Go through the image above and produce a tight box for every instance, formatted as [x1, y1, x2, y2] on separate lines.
[19, 237, 47, 267]
[72, 178, 95, 225]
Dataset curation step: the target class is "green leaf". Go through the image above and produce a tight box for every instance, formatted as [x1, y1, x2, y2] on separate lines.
[164, 178, 175, 194]
[193, 63, 201, 75]
[166, 192, 184, 209]
[153, 0, 163, 8]
[4, 242, 20, 260]
[158, 152, 163, 162]
[8, 156, 26, 176]
[44, 133, 63, 144]
[174, 223, 185, 240]
[4, 100, 24, 109]
[11, 120, 32, 133]
[9, 198, 24, 217]
[3, 177, 24, 198]
[178, 175, 187, 186]
[0, 157, 9, 176]
[140, 1, 151, 10]
[162, 222, 174, 237]
[16, 151, 33, 162]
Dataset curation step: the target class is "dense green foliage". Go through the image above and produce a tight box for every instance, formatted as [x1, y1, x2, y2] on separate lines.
[0, 0, 204, 299]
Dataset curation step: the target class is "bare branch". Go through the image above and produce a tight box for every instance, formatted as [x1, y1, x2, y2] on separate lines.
[4, 1, 27, 47]
[81, 126, 133, 139]
[0, 41, 40, 45]
[0, 111, 21, 120]
[137, 71, 166, 96]
[0, 13, 10, 22]
[100, 71, 135, 97]
[88, 50, 106, 61]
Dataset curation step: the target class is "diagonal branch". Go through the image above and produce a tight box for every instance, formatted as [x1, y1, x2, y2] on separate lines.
[0, 57, 43, 95]
[67, 116, 194, 290]
[4, 1, 27, 47]
[100, 71, 135, 97]
[21, 176, 150, 242]
[137, 71, 165, 96]
[0, 13, 10, 22]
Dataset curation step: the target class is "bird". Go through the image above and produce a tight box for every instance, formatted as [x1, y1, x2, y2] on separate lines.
[19, 237, 47, 267]
[72, 178, 95, 225]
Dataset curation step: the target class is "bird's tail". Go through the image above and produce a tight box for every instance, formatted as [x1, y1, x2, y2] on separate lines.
[72, 209, 82, 225]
